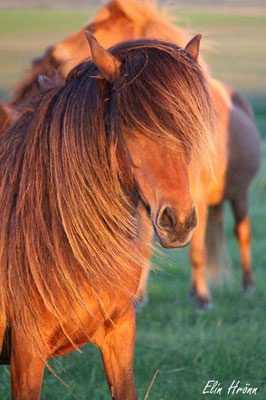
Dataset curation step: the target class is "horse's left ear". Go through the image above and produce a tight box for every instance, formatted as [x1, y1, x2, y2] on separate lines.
[184, 34, 202, 60]
[85, 32, 121, 82]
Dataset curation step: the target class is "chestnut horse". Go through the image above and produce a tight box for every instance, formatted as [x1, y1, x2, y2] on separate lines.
[0, 35, 215, 399]
[10, 0, 260, 309]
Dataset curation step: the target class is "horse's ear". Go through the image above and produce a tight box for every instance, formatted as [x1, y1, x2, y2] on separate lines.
[85, 32, 121, 82]
[184, 34, 202, 60]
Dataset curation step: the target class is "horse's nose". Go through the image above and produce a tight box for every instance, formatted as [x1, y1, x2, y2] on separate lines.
[156, 205, 197, 248]
[157, 206, 177, 232]
[185, 206, 197, 231]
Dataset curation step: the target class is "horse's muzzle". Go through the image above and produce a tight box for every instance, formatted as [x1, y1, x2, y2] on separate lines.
[155, 206, 197, 248]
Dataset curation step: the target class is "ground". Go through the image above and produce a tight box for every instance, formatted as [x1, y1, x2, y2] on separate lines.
[0, 4, 265, 399]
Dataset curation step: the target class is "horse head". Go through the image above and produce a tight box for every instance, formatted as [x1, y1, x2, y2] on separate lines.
[86, 33, 214, 248]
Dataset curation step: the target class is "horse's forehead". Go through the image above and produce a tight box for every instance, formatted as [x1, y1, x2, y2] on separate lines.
[125, 131, 188, 165]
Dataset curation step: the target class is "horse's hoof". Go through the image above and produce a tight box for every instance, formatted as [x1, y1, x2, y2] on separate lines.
[134, 295, 148, 313]
[244, 284, 255, 295]
[197, 296, 212, 311]
[243, 274, 254, 295]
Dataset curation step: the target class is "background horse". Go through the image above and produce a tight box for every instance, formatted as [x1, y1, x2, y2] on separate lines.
[10, 0, 261, 309]
[0, 35, 215, 399]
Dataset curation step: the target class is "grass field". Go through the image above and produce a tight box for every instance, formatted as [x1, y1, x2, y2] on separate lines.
[0, 5, 266, 400]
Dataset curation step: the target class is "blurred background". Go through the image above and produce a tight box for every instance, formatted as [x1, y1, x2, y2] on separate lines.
[0, 1, 265, 399]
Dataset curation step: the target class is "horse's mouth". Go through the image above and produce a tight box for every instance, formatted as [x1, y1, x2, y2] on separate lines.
[155, 229, 193, 249]
[159, 238, 191, 249]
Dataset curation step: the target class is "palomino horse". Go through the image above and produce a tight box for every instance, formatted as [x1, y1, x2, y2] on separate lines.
[10, 0, 260, 309]
[0, 35, 215, 399]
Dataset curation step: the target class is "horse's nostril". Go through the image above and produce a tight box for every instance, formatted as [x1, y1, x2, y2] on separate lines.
[158, 206, 176, 231]
[186, 207, 197, 229]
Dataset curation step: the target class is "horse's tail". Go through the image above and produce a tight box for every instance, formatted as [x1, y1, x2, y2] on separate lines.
[205, 204, 229, 280]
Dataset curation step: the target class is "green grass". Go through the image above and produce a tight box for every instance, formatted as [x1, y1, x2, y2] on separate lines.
[0, 6, 266, 400]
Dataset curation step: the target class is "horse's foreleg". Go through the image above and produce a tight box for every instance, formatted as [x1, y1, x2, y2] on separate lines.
[231, 197, 253, 292]
[11, 329, 45, 400]
[100, 304, 137, 400]
[189, 203, 211, 309]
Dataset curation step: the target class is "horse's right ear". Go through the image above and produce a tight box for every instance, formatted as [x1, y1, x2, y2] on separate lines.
[184, 34, 202, 60]
[85, 32, 121, 82]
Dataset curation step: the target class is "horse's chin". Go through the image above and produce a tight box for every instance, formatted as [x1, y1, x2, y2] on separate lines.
[159, 238, 191, 249]
[155, 230, 193, 249]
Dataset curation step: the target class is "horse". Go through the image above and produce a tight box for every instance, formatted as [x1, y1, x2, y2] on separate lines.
[0, 34, 215, 399]
[10, 0, 261, 309]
